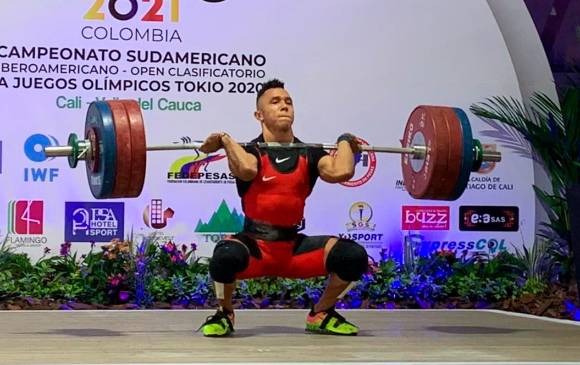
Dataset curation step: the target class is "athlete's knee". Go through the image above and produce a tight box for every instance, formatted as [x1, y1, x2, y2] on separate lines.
[325, 239, 368, 281]
[209, 239, 250, 283]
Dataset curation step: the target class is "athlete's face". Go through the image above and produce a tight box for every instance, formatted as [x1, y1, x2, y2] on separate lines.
[255, 87, 294, 133]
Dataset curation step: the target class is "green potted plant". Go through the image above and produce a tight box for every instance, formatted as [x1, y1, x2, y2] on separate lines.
[470, 86, 580, 298]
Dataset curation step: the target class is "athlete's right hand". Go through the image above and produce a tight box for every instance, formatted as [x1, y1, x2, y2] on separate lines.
[199, 132, 228, 153]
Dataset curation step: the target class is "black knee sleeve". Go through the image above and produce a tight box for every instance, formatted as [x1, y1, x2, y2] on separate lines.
[325, 239, 368, 282]
[209, 240, 250, 283]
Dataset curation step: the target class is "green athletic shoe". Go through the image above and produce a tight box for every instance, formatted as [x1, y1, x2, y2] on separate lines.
[305, 307, 359, 336]
[197, 309, 235, 337]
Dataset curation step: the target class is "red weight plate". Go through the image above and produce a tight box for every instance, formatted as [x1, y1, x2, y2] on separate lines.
[427, 107, 464, 200]
[107, 101, 133, 198]
[121, 99, 147, 198]
[401, 106, 450, 199]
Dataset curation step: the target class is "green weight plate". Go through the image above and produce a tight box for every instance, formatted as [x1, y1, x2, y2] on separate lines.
[472, 139, 483, 172]
[67, 133, 79, 168]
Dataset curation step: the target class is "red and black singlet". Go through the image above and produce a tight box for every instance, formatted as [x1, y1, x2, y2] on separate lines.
[236, 135, 328, 228]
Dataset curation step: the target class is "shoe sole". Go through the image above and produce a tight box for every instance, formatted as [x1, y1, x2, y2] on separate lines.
[202, 331, 233, 337]
[305, 327, 358, 336]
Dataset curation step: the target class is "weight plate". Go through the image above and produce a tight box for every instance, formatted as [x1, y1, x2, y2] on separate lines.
[401, 105, 451, 199]
[449, 108, 473, 200]
[85, 101, 117, 199]
[121, 99, 147, 198]
[107, 100, 133, 198]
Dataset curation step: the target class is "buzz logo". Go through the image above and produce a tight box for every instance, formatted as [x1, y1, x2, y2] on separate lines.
[23, 134, 60, 182]
[8, 200, 44, 235]
[402, 206, 450, 230]
[64, 202, 124, 242]
[143, 199, 174, 229]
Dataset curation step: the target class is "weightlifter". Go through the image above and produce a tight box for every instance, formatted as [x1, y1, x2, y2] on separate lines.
[197, 79, 369, 336]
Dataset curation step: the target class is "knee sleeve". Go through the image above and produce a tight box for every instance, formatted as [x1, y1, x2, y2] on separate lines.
[209, 240, 250, 284]
[325, 239, 368, 282]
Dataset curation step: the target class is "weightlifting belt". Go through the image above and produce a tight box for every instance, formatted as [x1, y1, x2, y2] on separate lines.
[243, 218, 301, 241]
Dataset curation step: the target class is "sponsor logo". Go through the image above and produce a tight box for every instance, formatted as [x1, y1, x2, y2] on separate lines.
[476, 144, 497, 174]
[143, 199, 174, 229]
[339, 201, 382, 249]
[8, 200, 43, 235]
[65, 202, 124, 242]
[275, 156, 290, 164]
[23, 134, 60, 182]
[331, 137, 377, 187]
[397, 233, 508, 260]
[194, 200, 244, 243]
[346, 202, 376, 231]
[459, 206, 519, 232]
[167, 153, 234, 184]
[402, 206, 450, 230]
[262, 175, 276, 182]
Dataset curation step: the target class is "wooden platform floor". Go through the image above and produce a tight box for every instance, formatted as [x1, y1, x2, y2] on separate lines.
[0, 309, 579, 364]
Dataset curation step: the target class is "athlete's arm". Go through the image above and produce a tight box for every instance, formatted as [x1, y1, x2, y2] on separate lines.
[317, 140, 356, 183]
[200, 133, 258, 181]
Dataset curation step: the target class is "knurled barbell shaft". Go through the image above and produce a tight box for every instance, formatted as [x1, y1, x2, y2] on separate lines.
[44, 140, 501, 162]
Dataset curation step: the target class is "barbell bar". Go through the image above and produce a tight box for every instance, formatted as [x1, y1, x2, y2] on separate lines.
[43, 100, 501, 200]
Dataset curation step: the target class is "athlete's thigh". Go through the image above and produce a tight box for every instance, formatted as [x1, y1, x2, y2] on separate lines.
[284, 234, 333, 278]
[231, 233, 269, 280]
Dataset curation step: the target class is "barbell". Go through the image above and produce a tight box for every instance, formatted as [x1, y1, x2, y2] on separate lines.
[44, 99, 501, 200]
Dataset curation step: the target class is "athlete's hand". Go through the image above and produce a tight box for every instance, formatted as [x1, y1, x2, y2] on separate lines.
[200, 132, 228, 153]
[336, 133, 361, 154]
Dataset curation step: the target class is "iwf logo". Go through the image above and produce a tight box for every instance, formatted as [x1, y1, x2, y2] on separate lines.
[346, 202, 376, 231]
[143, 199, 174, 229]
[8, 200, 44, 235]
[64, 202, 124, 242]
[23, 134, 60, 182]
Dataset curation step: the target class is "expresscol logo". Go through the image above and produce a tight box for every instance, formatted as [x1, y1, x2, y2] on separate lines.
[402, 206, 450, 230]
[84, 0, 224, 22]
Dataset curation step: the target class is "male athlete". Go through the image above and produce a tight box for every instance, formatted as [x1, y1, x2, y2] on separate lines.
[198, 79, 368, 336]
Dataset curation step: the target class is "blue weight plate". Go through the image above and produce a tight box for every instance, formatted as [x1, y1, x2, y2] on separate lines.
[450, 108, 473, 200]
[85, 101, 117, 199]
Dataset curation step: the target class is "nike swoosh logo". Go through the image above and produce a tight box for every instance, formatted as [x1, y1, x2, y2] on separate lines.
[262, 175, 276, 182]
[275, 156, 290, 163]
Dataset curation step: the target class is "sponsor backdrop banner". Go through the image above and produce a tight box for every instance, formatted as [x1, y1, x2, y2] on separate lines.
[0, 0, 540, 261]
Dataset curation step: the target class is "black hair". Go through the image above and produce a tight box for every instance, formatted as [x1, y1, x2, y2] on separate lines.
[256, 78, 285, 104]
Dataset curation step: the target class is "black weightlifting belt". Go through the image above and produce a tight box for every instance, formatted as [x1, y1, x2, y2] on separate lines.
[243, 218, 300, 241]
